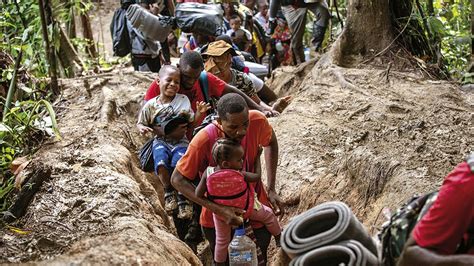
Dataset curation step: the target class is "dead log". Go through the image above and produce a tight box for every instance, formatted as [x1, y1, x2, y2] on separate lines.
[3, 164, 52, 223]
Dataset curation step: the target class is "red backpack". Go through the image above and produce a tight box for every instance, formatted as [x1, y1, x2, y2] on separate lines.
[206, 168, 254, 219]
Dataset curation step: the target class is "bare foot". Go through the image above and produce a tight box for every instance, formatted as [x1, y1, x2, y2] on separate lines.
[272, 95, 293, 113]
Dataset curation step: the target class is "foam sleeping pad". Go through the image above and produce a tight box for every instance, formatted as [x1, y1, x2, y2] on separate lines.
[281, 201, 378, 259]
[290, 240, 380, 266]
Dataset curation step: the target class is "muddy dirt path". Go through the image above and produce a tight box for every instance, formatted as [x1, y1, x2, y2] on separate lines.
[0, 71, 200, 264]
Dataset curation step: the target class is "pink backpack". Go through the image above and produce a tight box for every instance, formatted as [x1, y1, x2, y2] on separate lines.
[206, 168, 254, 218]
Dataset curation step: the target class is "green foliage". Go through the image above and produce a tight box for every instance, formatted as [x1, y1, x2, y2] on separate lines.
[1, 1, 49, 78]
[428, 0, 471, 79]
[0, 99, 60, 212]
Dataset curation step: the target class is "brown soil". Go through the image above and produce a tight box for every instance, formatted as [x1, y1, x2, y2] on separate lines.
[1, 71, 199, 264]
[266, 56, 473, 264]
[2, 58, 471, 264]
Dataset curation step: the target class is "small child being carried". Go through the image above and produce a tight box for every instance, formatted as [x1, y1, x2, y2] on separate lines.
[195, 138, 281, 265]
[137, 65, 210, 220]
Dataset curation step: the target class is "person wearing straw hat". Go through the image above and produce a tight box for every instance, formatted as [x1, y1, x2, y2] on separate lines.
[202, 40, 292, 114]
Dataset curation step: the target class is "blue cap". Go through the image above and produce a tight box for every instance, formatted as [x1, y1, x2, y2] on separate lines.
[235, 228, 245, 236]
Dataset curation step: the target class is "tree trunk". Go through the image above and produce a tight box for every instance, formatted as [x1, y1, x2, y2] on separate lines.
[427, 0, 434, 15]
[80, 12, 98, 58]
[38, 0, 59, 95]
[68, 9, 77, 40]
[59, 26, 84, 77]
[331, 0, 393, 66]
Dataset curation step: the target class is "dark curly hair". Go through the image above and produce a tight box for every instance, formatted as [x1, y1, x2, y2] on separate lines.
[212, 138, 241, 165]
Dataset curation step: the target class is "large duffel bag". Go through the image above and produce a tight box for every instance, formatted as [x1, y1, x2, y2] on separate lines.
[175, 3, 225, 37]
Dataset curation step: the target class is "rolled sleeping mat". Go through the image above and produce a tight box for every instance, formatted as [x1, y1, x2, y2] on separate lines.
[126, 4, 173, 42]
[290, 240, 380, 266]
[281, 201, 378, 259]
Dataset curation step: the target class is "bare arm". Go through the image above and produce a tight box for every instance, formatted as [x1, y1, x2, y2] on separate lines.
[265, 129, 284, 216]
[193, 101, 211, 127]
[399, 237, 474, 266]
[257, 84, 278, 104]
[223, 84, 267, 114]
[137, 106, 154, 135]
[242, 171, 261, 183]
[195, 173, 207, 198]
[166, 0, 175, 15]
[242, 147, 262, 183]
[171, 169, 245, 226]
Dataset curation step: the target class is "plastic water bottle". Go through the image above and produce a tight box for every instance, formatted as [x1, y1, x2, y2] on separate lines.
[228, 227, 258, 266]
[304, 48, 311, 61]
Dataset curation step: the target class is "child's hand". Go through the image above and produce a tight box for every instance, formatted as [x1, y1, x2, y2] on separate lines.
[137, 124, 153, 135]
[196, 101, 211, 114]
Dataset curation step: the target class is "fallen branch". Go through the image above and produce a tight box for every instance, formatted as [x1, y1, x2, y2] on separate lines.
[348, 104, 372, 119]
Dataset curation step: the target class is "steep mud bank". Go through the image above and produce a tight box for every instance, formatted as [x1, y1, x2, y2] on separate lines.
[1, 71, 200, 264]
[268, 61, 473, 263]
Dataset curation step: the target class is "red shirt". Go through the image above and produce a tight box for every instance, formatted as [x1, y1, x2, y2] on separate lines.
[412, 162, 474, 255]
[176, 111, 274, 228]
[144, 71, 227, 133]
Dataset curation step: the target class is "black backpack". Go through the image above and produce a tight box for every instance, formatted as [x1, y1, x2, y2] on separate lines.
[138, 137, 155, 172]
[110, 5, 133, 57]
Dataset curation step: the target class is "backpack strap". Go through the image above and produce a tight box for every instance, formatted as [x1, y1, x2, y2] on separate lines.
[205, 123, 219, 166]
[199, 71, 209, 103]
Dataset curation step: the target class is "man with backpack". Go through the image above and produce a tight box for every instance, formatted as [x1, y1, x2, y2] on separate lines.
[171, 93, 284, 264]
[129, 0, 164, 72]
[267, 0, 330, 64]
[398, 154, 474, 265]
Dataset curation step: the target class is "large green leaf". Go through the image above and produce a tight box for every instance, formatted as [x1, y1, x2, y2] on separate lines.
[428, 16, 446, 37]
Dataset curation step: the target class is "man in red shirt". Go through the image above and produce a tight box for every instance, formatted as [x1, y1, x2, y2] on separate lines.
[143, 51, 274, 128]
[171, 93, 284, 263]
[399, 154, 474, 265]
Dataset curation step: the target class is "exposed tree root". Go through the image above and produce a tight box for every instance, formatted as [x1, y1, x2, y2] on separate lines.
[330, 67, 357, 90]
[100, 87, 118, 123]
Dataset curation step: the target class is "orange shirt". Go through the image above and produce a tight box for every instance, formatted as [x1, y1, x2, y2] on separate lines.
[176, 110, 273, 228]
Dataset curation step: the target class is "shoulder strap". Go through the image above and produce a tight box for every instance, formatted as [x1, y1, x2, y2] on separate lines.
[199, 71, 209, 103]
[205, 124, 219, 166]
